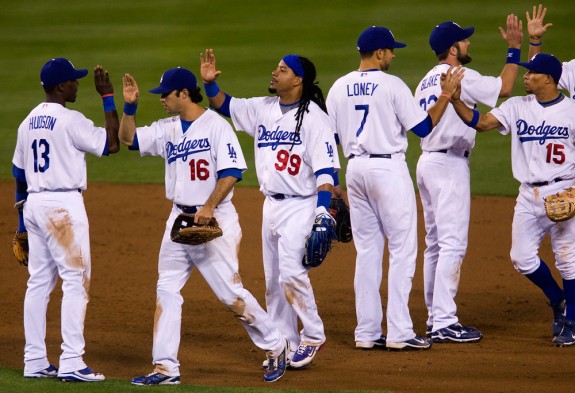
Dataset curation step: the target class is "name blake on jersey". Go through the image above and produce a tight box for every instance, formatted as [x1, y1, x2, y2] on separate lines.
[166, 136, 210, 164]
[516, 119, 570, 144]
[346, 82, 379, 96]
[419, 73, 440, 91]
[257, 124, 302, 150]
[29, 115, 57, 131]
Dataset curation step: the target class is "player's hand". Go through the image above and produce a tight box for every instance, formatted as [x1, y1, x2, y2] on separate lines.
[122, 74, 140, 104]
[200, 48, 222, 83]
[94, 65, 114, 96]
[440, 65, 464, 97]
[526, 4, 552, 40]
[194, 206, 215, 225]
[499, 13, 523, 49]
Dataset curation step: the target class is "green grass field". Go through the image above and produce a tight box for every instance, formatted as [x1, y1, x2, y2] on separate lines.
[3, 0, 575, 195]
[1, 1, 575, 391]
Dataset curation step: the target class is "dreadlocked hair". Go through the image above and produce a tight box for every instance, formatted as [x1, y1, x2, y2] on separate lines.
[291, 56, 326, 150]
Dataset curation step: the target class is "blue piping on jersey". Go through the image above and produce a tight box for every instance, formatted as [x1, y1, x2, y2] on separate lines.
[538, 93, 564, 107]
[102, 135, 110, 156]
[217, 168, 243, 181]
[213, 93, 232, 117]
[129, 133, 140, 150]
[411, 115, 433, 138]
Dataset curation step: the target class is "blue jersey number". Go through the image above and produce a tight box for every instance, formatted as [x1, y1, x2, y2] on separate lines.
[32, 139, 50, 173]
[354, 104, 369, 137]
[419, 95, 438, 111]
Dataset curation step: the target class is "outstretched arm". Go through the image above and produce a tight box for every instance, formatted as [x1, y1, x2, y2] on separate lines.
[200, 49, 226, 109]
[427, 66, 465, 126]
[119, 73, 140, 146]
[527, 4, 552, 59]
[450, 96, 503, 132]
[497, 14, 523, 97]
[94, 65, 120, 154]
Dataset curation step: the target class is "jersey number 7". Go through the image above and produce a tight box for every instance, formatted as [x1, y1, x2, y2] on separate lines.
[355, 105, 369, 137]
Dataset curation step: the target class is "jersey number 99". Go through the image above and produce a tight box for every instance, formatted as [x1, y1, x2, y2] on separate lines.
[275, 149, 301, 175]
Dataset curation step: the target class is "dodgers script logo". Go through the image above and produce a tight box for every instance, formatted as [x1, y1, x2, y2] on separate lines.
[257, 124, 302, 150]
[166, 137, 211, 163]
[516, 119, 570, 145]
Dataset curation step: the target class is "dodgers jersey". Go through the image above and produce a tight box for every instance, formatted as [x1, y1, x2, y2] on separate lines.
[491, 95, 575, 184]
[230, 96, 339, 197]
[12, 102, 108, 192]
[135, 108, 246, 205]
[326, 70, 427, 157]
[414, 64, 501, 151]
[559, 59, 575, 100]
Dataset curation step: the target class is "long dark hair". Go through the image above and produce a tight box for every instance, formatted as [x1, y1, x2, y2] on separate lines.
[292, 56, 326, 150]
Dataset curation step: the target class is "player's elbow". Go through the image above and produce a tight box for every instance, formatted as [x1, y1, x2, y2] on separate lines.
[108, 142, 120, 154]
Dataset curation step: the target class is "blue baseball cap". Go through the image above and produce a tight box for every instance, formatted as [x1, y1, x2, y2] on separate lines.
[518, 53, 563, 82]
[429, 22, 474, 55]
[149, 67, 197, 94]
[357, 26, 406, 51]
[40, 58, 88, 87]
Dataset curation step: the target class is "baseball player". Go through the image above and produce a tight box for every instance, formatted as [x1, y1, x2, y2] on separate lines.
[200, 49, 338, 369]
[527, 4, 575, 100]
[119, 67, 288, 384]
[12, 58, 120, 381]
[413, 15, 522, 343]
[326, 26, 463, 350]
[451, 53, 575, 347]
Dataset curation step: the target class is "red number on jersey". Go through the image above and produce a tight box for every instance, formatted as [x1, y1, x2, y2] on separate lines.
[189, 159, 210, 180]
[546, 143, 566, 164]
[274, 149, 301, 175]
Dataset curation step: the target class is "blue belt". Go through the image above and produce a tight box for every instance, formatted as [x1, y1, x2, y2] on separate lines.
[530, 177, 563, 187]
[176, 204, 198, 214]
[349, 154, 391, 159]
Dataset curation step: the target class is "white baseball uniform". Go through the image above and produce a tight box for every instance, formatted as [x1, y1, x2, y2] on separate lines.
[414, 64, 501, 331]
[490, 94, 575, 279]
[559, 59, 575, 100]
[12, 102, 108, 374]
[326, 70, 427, 343]
[229, 96, 338, 352]
[133, 108, 284, 376]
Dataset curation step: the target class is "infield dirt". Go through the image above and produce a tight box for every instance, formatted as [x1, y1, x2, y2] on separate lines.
[1, 181, 573, 392]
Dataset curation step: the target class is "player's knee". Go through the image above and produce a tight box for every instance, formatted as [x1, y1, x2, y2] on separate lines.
[510, 249, 539, 274]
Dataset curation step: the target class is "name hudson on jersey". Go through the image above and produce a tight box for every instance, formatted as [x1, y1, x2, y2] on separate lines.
[516, 120, 569, 144]
[257, 125, 302, 150]
[166, 137, 210, 163]
[29, 115, 57, 131]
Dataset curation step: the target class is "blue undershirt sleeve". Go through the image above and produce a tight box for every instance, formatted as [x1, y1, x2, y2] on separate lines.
[411, 115, 433, 138]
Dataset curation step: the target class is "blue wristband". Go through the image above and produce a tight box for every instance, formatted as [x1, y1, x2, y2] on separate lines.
[101, 95, 116, 112]
[530, 41, 542, 47]
[465, 109, 480, 128]
[317, 190, 331, 209]
[204, 81, 220, 98]
[506, 48, 520, 64]
[123, 102, 138, 116]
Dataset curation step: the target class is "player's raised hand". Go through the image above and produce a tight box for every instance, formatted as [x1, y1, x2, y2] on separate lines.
[122, 74, 140, 104]
[94, 65, 114, 96]
[499, 13, 523, 49]
[526, 4, 552, 40]
[200, 48, 222, 83]
[440, 66, 464, 97]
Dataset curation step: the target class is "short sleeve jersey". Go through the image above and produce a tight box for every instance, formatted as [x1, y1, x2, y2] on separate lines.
[414, 64, 502, 151]
[490, 95, 575, 184]
[559, 59, 575, 100]
[12, 102, 107, 192]
[230, 96, 339, 197]
[326, 70, 428, 158]
[135, 109, 247, 205]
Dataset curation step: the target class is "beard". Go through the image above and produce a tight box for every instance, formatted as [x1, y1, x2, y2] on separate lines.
[268, 87, 277, 94]
[454, 44, 472, 65]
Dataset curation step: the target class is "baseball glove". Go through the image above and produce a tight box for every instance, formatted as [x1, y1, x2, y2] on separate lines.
[170, 213, 223, 245]
[544, 187, 575, 222]
[13, 231, 29, 266]
[329, 198, 352, 243]
[302, 208, 337, 269]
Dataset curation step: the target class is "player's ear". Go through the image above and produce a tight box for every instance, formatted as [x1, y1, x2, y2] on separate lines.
[293, 76, 303, 87]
